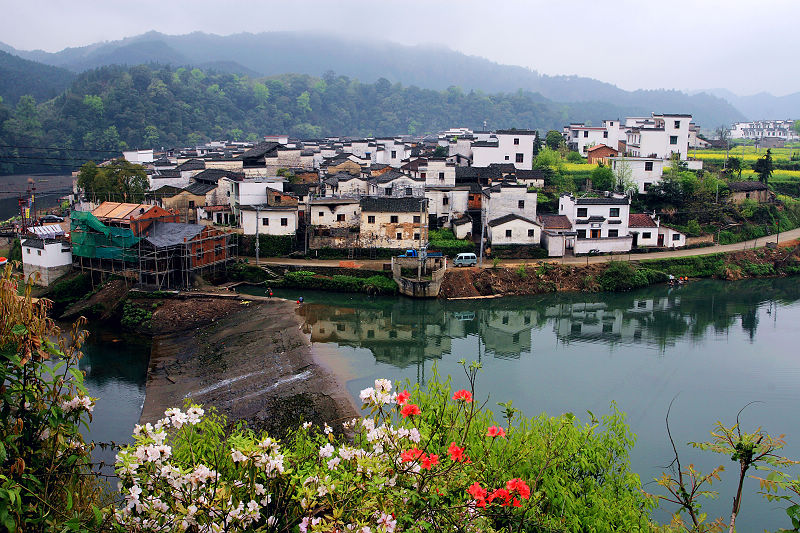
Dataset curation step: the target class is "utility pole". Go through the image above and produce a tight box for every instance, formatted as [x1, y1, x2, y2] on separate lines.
[417, 197, 426, 280]
[478, 199, 487, 268]
[255, 206, 260, 266]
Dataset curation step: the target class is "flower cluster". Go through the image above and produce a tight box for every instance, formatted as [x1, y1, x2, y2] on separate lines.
[467, 478, 531, 508]
[60, 394, 95, 414]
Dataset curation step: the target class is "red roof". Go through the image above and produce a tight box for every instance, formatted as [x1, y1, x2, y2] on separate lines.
[587, 144, 618, 153]
[629, 214, 657, 228]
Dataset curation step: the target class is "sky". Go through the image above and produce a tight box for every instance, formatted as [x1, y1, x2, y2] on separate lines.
[1, 0, 798, 96]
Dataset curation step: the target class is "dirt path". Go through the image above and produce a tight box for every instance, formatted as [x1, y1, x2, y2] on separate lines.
[140, 299, 357, 437]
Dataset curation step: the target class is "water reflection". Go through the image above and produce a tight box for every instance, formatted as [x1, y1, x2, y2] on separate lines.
[299, 278, 800, 365]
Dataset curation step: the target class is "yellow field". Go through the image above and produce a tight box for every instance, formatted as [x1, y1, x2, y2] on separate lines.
[563, 162, 598, 171]
[692, 146, 799, 162]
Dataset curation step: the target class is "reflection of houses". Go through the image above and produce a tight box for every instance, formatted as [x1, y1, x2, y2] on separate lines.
[479, 309, 536, 358]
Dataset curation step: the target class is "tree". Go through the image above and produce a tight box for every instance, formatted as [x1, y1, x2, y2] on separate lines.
[715, 125, 730, 168]
[793, 120, 800, 137]
[613, 157, 637, 194]
[753, 149, 774, 185]
[726, 156, 743, 178]
[77, 158, 148, 202]
[591, 165, 615, 191]
[545, 130, 565, 151]
[532, 130, 542, 157]
[433, 145, 448, 157]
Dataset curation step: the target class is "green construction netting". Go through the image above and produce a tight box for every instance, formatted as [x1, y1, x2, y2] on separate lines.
[70, 211, 141, 262]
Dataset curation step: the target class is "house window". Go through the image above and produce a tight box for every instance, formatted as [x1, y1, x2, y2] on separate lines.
[502, 315, 509, 325]
[644, 182, 652, 191]
[504, 155, 510, 160]
[189, 200, 195, 208]
[337, 214, 345, 222]
[385, 187, 392, 195]
[389, 330, 397, 339]
[438, 172, 445, 180]
[405, 187, 413, 196]
[26, 248, 30, 254]
[318, 211, 324, 217]
[584, 131, 589, 138]
[367, 330, 374, 338]
[670, 136, 678, 145]
[518, 200, 525, 209]
[337, 324, 345, 331]
[577, 229, 587, 238]
[674, 120, 681, 128]
[571, 323, 582, 334]
[514, 138, 520, 145]
[591, 229, 601, 238]
[577, 207, 588, 217]
[603, 131, 608, 138]
[215, 244, 222, 254]
[527, 229, 535, 237]
[197, 249, 203, 260]
[421, 172, 426, 179]
[515, 153, 524, 163]
[414, 233, 420, 240]
[524, 315, 530, 324]
[37, 250, 41, 256]
[413, 215, 420, 223]
[608, 229, 619, 237]
[396, 232, 402, 239]
[390, 215, 399, 223]
[391, 150, 397, 158]
[644, 161, 653, 171]
[226, 191, 230, 197]
[672, 233, 681, 241]
[443, 197, 449, 205]
[368, 215, 375, 223]
[505, 229, 512, 237]
[603, 323, 613, 333]
[281, 218, 288, 226]
[609, 208, 620, 217]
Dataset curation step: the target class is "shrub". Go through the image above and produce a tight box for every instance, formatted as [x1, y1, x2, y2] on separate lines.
[121, 300, 153, 330]
[113, 365, 654, 531]
[282, 271, 398, 295]
[227, 262, 271, 283]
[0, 267, 103, 531]
[598, 261, 667, 292]
[8, 238, 22, 262]
[566, 151, 585, 163]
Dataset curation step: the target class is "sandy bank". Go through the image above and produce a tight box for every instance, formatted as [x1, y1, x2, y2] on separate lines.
[140, 298, 357, 436]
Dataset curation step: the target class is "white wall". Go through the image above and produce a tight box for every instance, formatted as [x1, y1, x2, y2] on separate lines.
[311, 202, 361, 227]
[541, 231, 565, 257]
[659, 226, 686, 248]
[240, 209, 297, 236]
[483, 185, 537, 221]
[421, 160, 456, 187]
[489, 218, 540, 245]
[23, 241, 72, 267]
[573, 236, 632, 254]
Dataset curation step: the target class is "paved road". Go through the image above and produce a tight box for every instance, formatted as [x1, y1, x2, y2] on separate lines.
[247, 227, 800, 270]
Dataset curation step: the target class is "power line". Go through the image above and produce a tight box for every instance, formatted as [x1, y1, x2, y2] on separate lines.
[0, 144, 124, 154]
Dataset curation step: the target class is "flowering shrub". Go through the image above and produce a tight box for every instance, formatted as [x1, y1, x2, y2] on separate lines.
[114, 364, 654, 531]
[0, 265, 102, 531]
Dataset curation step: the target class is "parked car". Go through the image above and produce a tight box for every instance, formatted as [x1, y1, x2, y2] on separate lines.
[40, 214, 64, 223]
[453, 252, 477, 267]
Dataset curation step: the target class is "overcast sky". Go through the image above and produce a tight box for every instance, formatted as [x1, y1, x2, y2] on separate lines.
[1, 0, 798, 96]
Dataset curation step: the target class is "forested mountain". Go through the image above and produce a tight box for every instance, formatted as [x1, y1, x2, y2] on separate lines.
[699, 88, 800, 120]
[0, 50, 75, 105]
[0, 63, 650, 174]
[0, 31, 745, 127]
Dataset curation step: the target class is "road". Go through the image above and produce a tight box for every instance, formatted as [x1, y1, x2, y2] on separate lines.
[248, 227, 800, 270]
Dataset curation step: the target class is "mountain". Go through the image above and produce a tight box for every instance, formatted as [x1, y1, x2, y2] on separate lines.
[0, 49, 75, 105]
[1, 31, 744, 128]
[699, 88, 800, 121]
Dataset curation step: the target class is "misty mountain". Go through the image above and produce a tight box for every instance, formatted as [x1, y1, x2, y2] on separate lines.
[699, 88, 800, 121]
[0, 49, 75, 105]
[1, 31, 745, 128]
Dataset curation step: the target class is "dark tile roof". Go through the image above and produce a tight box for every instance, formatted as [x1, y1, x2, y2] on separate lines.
[538, 214, 572, 229]
[242, 142, 280, 160]
[192, 168, 244, 183]
[174, 159, 206, 171]
[452, 214, 472, 225]
[360, 196, 426, 213]
[371, 169, 421, 184]
[185, 182, 217, 195]
[154, 156, 173, 166]
[153, 169, 181, 178]
[628, 213, 658, 228]
[151, 185, 183, 198]
[143, 222, 203, 248]
[489, 163, 517, 172]
[472, 140, 498, 148]
[21, 238, 44, 249]
[456, 166, 502, 181]
[284, 183, 316, 196]
[514, 169, 546, 180]
[495, 129, 537, 135]
[575, 197, 629, 205]
[729, 181, 768, 192]
[488, 214, 538, 227]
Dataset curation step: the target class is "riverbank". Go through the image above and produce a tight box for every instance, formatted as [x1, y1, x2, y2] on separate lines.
[139, 297, 358, 436]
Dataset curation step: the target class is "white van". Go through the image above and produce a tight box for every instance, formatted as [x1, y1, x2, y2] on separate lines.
[453, 253, 477, 267]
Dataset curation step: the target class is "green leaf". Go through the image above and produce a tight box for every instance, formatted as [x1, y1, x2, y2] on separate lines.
[10, 324, 27, 336]
[0, 443, 5, 463]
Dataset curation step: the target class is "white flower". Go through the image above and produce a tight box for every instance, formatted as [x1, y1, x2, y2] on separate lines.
[302, 421, 313, 429]
[374, 378, 392, 393]
[324, 423, 333, 435]
[319, 443, 335, 458]
[378, 513, 397, 532]
[327, 457, 341, 470]
[266, 516, 277, 527]
[231, 449, 248, 463]
[359, 387, 375, 402]
[408, 428, 421, 443]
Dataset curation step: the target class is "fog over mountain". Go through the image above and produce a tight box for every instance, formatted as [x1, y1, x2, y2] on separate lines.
[0, 31, 755, 128]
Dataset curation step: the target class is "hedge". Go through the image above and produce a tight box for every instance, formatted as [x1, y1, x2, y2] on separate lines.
[598, 262, 668, 292]
[280, 271, 398, 295]
[236, 234, 296, 257]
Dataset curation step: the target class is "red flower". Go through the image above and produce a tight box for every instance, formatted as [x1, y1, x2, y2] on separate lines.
[452, 389, 473, 403]
[400, 403, 421, 418]
[401, 448, 423, 463]
[506, 478, 531, 500]
[396, 390, 411, 405]
[447, 442, 466, 462]
[467, 482, 487, 500]
[486, 425, 506, 438]
[420, 453, 439, 470]
[487, 488, 512, 506]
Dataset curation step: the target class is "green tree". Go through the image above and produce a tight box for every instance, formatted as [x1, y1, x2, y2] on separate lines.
[726, 156, 743, 178]
[433, 145, 448, 157]
[532, 130, 542, 157]
[753, 149, 775, 184]
[77, 158, 148, 202]
[296, 91, 312, 114]
[143, 125, 159, 148]
[613, 157, 637, 194]
[591, 165, 615, 191]
[545, 130, 565, 151]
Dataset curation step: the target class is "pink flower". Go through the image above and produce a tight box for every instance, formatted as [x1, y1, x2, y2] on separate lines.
[396, 390, 411, 405]
[452, 389, 473, 402]
[486, 426, 506, 438]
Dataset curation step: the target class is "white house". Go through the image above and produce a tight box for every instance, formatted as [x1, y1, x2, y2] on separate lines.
[21, 238, 72, 286]
[608, 156, 703, 194]
[628, 213, 660, 247]
[359, 196, 426, 249]
[419, 159, 456, 187]
[374, 139, 411, 167]
[487, 214, 541, 245]
[563, 120, 624, 155]
[310, 198, 361, 228]
[471, 130, 537, 169]
[559, 193, 632, 254]
[369, 170, 425, 197]
[239, 205, 298, 236]
[729, 120, 799, 141]
[626, 113, 692, 160]
[425, 186, 470, 226]
[482, 183, 538, 222]
[658, 226, 686, 248]
[538, 214, 575, 257]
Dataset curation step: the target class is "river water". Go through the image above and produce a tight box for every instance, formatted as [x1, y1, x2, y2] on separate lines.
[242, 278, 800, 530]
[80, 278, 800, 529]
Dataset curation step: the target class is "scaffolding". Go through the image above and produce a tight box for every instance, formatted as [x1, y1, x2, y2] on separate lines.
[71, 211, 236, 290]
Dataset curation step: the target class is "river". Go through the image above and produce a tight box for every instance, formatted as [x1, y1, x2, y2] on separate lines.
[81, 278, 800, 529]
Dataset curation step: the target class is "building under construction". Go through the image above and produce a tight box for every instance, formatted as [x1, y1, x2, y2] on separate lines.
[70, 202, 235, 289]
